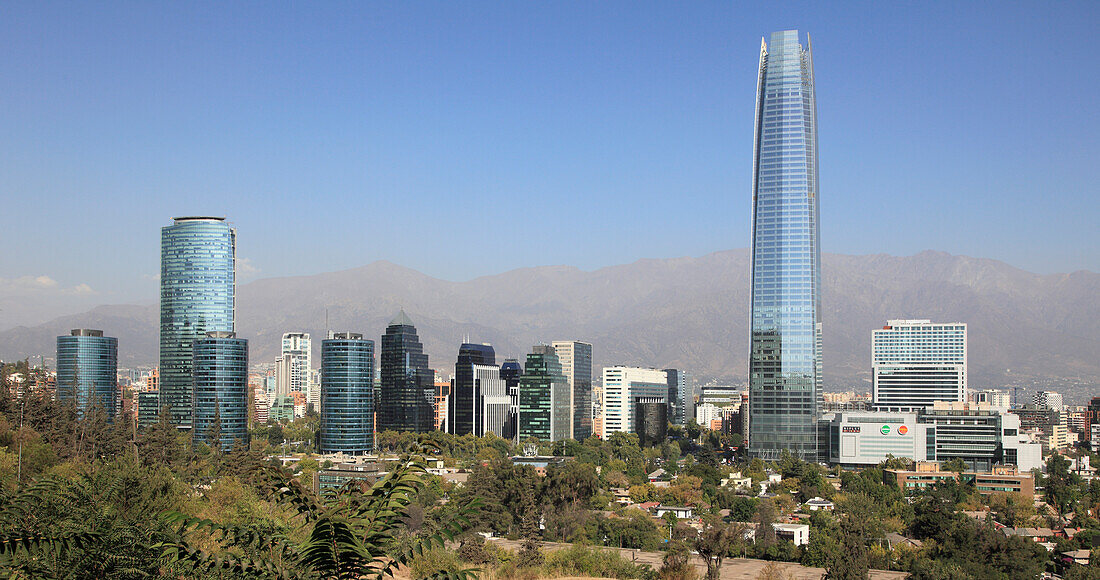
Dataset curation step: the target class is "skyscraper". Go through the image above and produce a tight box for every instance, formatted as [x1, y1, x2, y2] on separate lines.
[160, 216, 236, 428]
[551, 341, 593, 441]
[448, 343, 496, 436]
[56, 329, 118, 419]
[663, 369, 693, 426]
[518, 345, 570, 442]
[748, 31, 822, 460]
[320, 332, 375, 455]
[872, 320, 967, 411]
[601, 367, 667, 439]
[192, 331, 249, 450]
[378, 311, 434, 433]
[277, 332, 313, 407]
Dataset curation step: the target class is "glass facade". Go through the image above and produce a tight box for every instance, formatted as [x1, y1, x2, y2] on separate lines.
[192, 332, 249, 450]
[518, 345, 569, 442]
[449, 343, 496, 435]
[378, 311, 433, 433]
[500, 358, 522, 439]
[552, 341, 593, 441]
[663, 369, 692, 426]
[56, 329, 118, 420]
[748, 30, 822, 460]
[320, 333, 374, 455]
[160, 217, 235, 428]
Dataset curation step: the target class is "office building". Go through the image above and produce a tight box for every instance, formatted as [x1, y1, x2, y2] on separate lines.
[160, 216, 235, 428]
[635, 397, 668, 446]
[500, 359, 522, 439]
[1031, 391, 1064, 412]
[602, 367, 667, 438]
[378, 312, 433, 433]
[885, 462, 1035, 498]
[663, 369, 693, 426]
[56, 329, 118, 419]
[276, 332, 312, 406]
[320, 333, 374, 455]
[137, 391, 160, 428]
[192, 332, 249, 450]
[518, 345, 570, 441]
[748, 30, 823, 460]
[447, 343, 496, 436]
[433, 379, 450, 431]
[551, 341, 593, 441]
[872, 320, 967, 411]
[971, 389, 1011, 409]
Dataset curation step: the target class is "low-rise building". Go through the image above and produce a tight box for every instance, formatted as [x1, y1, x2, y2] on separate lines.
[773, 523, 810, 546]
[313, 462, 387, 495]
[885, 462, 1035, 497]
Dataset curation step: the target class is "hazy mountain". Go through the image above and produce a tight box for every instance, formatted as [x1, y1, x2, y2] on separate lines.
[2, 250, 1098, 390]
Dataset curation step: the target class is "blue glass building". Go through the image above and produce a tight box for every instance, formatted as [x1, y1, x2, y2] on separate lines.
[748, 30, 822, 460]
[56, 329, 118, 419]
[320, 333, 375, 455]
[192, 332, 249, 450]
[160, 217, 235, 429]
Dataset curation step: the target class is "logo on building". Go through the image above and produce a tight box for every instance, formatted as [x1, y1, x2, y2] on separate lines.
[880, 424, 891, 435]
[897, 425, 909, 435]
[842, 426, 860, 433]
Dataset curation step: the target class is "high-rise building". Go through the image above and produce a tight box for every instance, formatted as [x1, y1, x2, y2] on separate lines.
[56, 329, 118, 419]
[320, 332, 374, 455]
[602, 367, 667, 439]
[137, 391, 160, 428]
[378, 311, 433, 433]
[518, 345, 570, 442]
[635, 397, 668, 446]
[448, 343, 496, 436]
[276, 332, 312, 407]
[192, 331, 249, 450]
[500, 359, 522, 439]
[663, 369, 693, 426]
[748, 31, 822, 460]
[1031, 391, 1064, 412]
[551, 341, 593, 441]
[872, 320, 967, 411]
[160, 216, 235, 428]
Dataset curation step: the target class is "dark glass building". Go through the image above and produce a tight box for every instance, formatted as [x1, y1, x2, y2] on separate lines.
[518, 345, 569, 442]
[378, 311, 433, 433]
[748, 30, 822, 460]
[663, 369, 693, 426]
[192, 331, 249, 450]
[635, 397, 668, 447]
[56, 329, 118, 419]
[320, 333, 375, 455]
[160, 217, 235, 428]
[500, 358, 522, 439]
[137, 391, 160, 428]
[448, 343, 496, 436]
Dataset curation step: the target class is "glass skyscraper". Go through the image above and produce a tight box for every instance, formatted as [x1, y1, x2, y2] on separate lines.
[518, 345, 569, 442]
[56, 329, 118, 420]
[378, 311, 433, 433]
[160, 217, 236, 428]
[748, 30, 822, 460]
[320, 333, 375, 455]
[448, 342, 496, 436]
[192, 331, 249, 450]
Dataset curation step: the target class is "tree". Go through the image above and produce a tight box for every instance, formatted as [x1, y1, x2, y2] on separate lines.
[940, 458, 968, 473]
[659, 540, 698, 580]
[755, 561, 793, 580]
[754, 498, 778, 548]
[694, 515, 741, 580]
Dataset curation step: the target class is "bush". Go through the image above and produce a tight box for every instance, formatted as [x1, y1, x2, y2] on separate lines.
[659, 540, 699, 580]
[408, 547, 463, 580]
[542, 543, 655, 580]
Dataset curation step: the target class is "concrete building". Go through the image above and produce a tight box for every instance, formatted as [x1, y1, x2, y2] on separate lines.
[1031, 391, 1064, 412]
[552, 341, 593, 441]
[885, 462, 1035, 497]
[602, 367, 667, 438]
[872, 320, 967, 412]
[276, 332, 312, 407]
[971, 389, 1011, 409]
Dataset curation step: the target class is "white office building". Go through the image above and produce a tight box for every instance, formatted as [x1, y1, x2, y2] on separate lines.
[602, 367, 667, 439]
[474, 364, 510, 437]
[1031, 391, 1064, 412]
[872, 320, 967, 412]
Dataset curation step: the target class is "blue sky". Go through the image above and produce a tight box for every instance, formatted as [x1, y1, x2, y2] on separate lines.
[0, 1, 1097, 327]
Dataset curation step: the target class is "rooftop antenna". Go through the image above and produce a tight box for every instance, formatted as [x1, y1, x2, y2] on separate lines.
[325, 308, 330, 340]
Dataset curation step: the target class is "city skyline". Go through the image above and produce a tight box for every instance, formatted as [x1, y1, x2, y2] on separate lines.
[2, 3, 1098, 331]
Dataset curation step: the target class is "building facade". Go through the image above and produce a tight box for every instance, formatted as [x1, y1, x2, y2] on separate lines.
[602, 367, 667, 439]
[160, 216, 236, 428]
[448, 343, 496, 436]
[378, 311, 434, 433]
[276, 332, 312, 407]
[971, 388, 1011, 409]
[192, 332, 249, 450]
[551, 341, 593, 441]
[871, 320, 967, 412]
[500, 359, 523, 439]
[320, 333, 375, 455]
[56, 329, 118, 419]
[748, 30, 822, 460]
[635, 397, 668, 446]
[518, 345, 570, 441]
[1031, 391, 1064, 411]
[663, 369, 693, 426]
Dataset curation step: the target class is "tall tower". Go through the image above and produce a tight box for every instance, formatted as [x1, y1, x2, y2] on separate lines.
[320, 332, 375, 455]
[518, 345, 570, 442]
[160, 217, 236, 428]
[192, 331, 249, 450]
[378, 311, 433, 433]
[748, 31, 822, 460]
[551, 341, 593, 441]
[448, 343, 496, 436]
[277, 332, 313, 406]
[872, 320, 967, 411]
[56, 329, 118, 420]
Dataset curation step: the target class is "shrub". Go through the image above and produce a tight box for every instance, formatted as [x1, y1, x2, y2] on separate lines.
[542, 543, 655, 580]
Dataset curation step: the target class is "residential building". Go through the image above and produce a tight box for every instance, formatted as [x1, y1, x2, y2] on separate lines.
[448, 343, 496, 436]
[276, 332, 312, 407]
[602, 367, 667, 438]
[433, 379, 450, 431]
[56, 329, 118, 419]
[552, 341, 593, 441]
[872, 320, 967, 411]
[663, 369, 693, 426]
[160, 216, 235, 428]
[747, 31, 822, 461]
[192, 331, 249, 450]
[378, 311, 433, 433]
[518, 345, 570, 441]
[319, 333, 374, 455]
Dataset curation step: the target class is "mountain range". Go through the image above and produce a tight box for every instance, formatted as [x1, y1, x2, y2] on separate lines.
[2, 249, 1098, 391]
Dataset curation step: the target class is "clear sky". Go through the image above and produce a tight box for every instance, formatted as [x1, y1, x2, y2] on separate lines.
[1, 1, 1097, 328]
